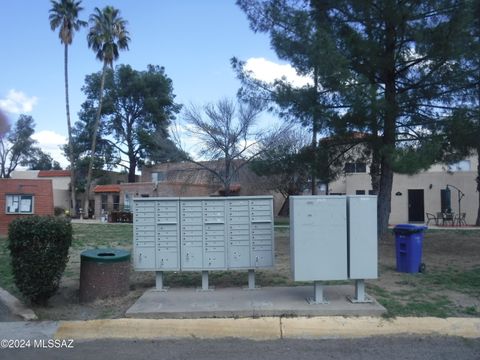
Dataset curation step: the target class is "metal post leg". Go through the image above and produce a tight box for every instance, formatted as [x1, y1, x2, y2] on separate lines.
[307, 281, 328, 304]
[247, 269, 256, 290]
[155, 271, 167, 292]
[347, 279, 372, 303]
[198, 270, 213, 291]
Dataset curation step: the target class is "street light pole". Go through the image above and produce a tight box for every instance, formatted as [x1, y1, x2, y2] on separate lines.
[445, 184, 465, 216]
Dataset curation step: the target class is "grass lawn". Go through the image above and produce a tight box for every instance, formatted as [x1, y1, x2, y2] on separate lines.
[0, 223, 479, 319]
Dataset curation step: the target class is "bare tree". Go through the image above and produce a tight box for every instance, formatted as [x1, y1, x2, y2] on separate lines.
[175, 98, 283, 196]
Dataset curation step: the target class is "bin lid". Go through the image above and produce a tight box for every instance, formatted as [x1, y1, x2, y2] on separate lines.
[81, 248, 130, 263]
[393, 224, 427, 233]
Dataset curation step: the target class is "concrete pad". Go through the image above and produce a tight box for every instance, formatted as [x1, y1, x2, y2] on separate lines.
[56, 318, 281, 341]
[0, 321, 59, 340]
[126, 285, 385, 319]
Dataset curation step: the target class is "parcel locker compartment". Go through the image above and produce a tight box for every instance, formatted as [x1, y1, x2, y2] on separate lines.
[228, 200, 249, 206]
[157, 217, 178, 224]
[134, 217, 155, 225]
[204, 251, 225, 268]
[203, 200, 225, 207]
[134, 247, 155, 269]
[203, 235, 225, 241]
[204, 246, 225, 252]
[229, 234, 250, 241]
[250, 210, 271, 217]
[251, 229, 272, 235]
[181, 234, 203, 241]
[181, 224, 202, 231]
[156, 240, 178, 247]
[156, 253, 178, 270]
[229, 210, 249, 217]
[157, 224, 177, 231]
[181, 246, 203, 268]
[156, 230, 177, 237]
[135, 241, 155, 247]
[252, 245, 272, 251]
[251, 223, 272, 230]
[204, 229, 225, 236]
[229, 216, 250, 224]
[229, 240, 250, 246]
[157, 246, 178, 253]
[252, 250, 273, 267]
[229, 224, 250, 230]
[251, 240, 272, 246]
[203, 206, 225, 213]
[228, 246, 250, 268]
[204, 217, 225, 224]
[181, 200, 202, 207]
[204, 224, 224, 231]
[135, 201, 155, 209]
[204, 240, 225, 247]
[250, 205, 271, 211]
[181, 217, 202, 224]
[249, 200, 271, 206]
[251, 216, 272, 223]
[182, 241, 202, 247]
[252, 234, 273, 241]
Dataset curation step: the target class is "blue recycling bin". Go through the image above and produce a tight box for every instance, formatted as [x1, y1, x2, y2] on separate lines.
[393, 224, 427, 273]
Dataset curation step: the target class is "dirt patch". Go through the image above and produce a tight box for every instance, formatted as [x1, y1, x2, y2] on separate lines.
[30, 228, 480, 320]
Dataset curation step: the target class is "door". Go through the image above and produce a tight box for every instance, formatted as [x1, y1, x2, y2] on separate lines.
[408, 189, 424, 222]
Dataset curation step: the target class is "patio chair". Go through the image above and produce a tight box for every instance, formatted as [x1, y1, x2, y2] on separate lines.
[456, 212, 467, 226]
[425, 212, 437, 226]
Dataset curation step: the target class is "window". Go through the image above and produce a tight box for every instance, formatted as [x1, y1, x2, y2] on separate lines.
[355, 190, 366, 195]
[151, 171, 166, 182]
[344, 162, 367, 173]
[101, 194, 108, 211]
[113, 195, 120, 211]
[368, 190, 376, 195]
[6, 194, 34, 214]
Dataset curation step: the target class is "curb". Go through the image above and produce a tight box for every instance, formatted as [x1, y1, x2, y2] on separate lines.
[54, 316, 480, 341]
[0, 287, 37, 321]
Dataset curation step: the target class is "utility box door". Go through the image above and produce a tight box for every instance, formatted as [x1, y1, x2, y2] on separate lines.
[348, 196, 378, 279]
[290, 196, 348, 281]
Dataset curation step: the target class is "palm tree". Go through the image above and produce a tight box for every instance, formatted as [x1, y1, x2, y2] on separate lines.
[49, 0, 87, 217]
[84, 6, 130, 215]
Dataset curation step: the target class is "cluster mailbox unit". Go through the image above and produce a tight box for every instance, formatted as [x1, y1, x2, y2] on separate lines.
[133, 196, 274, 290]
[290, 195, 378, 303]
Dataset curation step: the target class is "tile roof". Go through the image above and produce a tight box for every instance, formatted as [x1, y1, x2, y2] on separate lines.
[38, 170, 71, 177]
[94, 185, 121, 193]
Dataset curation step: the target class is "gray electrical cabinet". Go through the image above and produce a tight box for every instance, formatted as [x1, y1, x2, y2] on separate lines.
[348, 195, 377, 279]
[290, 196, 348, 281]
[134, 198, 180, 271]
[133, 196, 274, 272]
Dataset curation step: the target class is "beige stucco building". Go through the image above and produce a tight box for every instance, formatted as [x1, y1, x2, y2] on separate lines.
[11, 170, 71, 210]
[329, 156, 479, 225]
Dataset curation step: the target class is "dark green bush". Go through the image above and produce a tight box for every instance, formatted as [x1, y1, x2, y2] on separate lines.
[8, 216, 72, 305]
[54, 206, 65, 216]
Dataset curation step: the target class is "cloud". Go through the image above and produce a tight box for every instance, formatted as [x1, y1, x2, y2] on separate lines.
[244, 57, 313, 88]
[0, 89, 38, 114]
[32, 130, 69, 168]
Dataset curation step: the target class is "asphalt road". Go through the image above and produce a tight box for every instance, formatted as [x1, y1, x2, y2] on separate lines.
[0, 336, 479, 360]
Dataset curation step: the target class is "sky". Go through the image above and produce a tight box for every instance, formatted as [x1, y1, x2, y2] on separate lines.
[0, 0, 308, 167]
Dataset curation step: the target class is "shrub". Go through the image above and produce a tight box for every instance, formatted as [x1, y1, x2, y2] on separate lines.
[8, 216, 72, 305]
[54, 207, 65, 216]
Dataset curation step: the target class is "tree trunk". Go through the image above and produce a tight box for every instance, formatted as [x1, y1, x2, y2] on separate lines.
[64, 44, 77, 217]
[128, 155, 136, 183]
[476, 146, 480, 226]
[378, 14, 397, 239]
[311, 70, 319, 195]
[83, 64, 108, 216]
